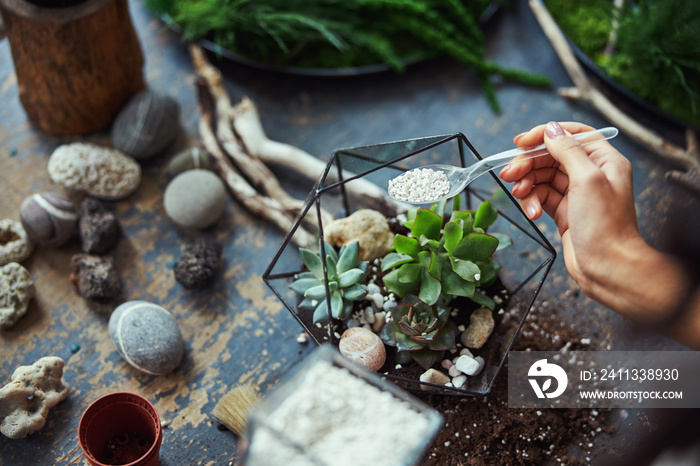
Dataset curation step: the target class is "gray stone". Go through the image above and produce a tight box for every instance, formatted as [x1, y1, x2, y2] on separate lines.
[109, 300, 185, 375]
[460, 308, 494, 349]
[111, 90, 180, 160]
[47, 143, 141, 200]
[0, 220, 34, 266]
[20, 192, 77, 248]
[0, 263, 35, 329]
[164, 169, 227, 229]
[167, 147, 212, 177]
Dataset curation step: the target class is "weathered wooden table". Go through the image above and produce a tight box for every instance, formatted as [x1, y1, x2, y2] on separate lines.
[1, 1, 697, 465]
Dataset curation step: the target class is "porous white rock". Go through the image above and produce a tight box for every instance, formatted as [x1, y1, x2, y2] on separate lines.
[0, 220, 34, 266]
[48, 143, 141, 200]
[0, 356, 69, 439]
[0, 262, 35, 329]
[325, 209, 395, 262]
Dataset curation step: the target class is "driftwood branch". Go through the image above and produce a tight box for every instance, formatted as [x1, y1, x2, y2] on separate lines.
[228, 88, 409, 217]
[529, 0, 700, 194]
[191, 53, 316, 247]
[189, 45, 335, 230]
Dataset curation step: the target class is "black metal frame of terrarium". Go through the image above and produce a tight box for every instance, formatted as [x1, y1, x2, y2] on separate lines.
[263, 133, 556, 396]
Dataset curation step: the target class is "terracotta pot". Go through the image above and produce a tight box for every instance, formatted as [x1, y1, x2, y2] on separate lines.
[78, 392, 162, 466]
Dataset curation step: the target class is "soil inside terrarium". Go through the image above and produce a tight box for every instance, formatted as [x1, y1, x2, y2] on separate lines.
[419, 300, 615, 465]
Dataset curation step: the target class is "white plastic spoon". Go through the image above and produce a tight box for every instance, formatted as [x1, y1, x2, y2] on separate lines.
[387, 126, 619, 204]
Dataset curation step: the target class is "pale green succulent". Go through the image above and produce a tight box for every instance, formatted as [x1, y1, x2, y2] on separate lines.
[289, 241, 368, 323]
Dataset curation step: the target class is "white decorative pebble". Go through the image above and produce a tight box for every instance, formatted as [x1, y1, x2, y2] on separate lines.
[448, 365, 462, 378]
[441, 359, 453, 369]
[419, 368, 450, 389]
[455, 355, 480, 376]
[366, 283, 381, 295]
[371, 293, 384, 308]
[459, 348, 474, 358]
[388, 168, 450, 203]
[452, 375, 467, 389]
[371, 312, 385, 333]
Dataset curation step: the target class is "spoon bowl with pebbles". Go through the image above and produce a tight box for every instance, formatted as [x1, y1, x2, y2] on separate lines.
[387, 127, 618, 203]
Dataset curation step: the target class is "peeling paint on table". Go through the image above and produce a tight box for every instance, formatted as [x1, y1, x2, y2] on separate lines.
[1, 0, 698, 465]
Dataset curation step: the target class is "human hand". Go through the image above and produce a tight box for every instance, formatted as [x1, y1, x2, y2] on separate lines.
[499, 121, 638, 291]
[499, 122, 696, 346]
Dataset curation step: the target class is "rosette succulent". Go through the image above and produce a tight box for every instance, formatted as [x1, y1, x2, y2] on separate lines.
[289, 241, 368, 323]
[380, 294, 456, 369]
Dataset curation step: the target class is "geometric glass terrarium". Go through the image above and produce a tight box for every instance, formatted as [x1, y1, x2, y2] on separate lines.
[263, 133, 556, 396]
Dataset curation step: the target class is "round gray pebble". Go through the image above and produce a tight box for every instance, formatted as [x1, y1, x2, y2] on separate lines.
[0, 219, 34, 266]
[108, 300, 184, 375]
[20, 192, 77, 247]
[111, 90, 180, 160]
[167, 147, 212, 178]
[163, 169, 227, 229]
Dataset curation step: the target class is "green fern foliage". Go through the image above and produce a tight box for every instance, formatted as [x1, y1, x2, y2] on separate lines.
[144, 0, 550, 112]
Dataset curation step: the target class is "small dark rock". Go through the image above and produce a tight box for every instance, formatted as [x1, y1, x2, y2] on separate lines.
[79, 197, 121, 253]
[69, 254, 121, 300]
[173, 239, 222, 289]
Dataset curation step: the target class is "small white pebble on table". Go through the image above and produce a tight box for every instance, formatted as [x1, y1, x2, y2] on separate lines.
[388, 168, 450, 203]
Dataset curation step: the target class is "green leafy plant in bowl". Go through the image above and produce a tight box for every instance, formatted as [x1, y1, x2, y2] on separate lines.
[381, 197, 511, 310]
[289, 241, 368, 323]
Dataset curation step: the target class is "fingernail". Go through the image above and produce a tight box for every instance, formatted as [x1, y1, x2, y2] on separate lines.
[499, 164, 511, 177]
[512, 180, 521, 191]
[526, 204, 537, 219]
[513, 132, 527, 143]
[545, 121, 565, 139]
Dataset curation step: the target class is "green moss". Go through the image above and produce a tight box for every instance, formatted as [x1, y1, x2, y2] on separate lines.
[544, 0, 613, 58]
[546, 0, 700, 127]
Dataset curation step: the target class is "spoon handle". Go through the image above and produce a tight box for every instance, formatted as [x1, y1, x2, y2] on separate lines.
[471, 127, 620, 175]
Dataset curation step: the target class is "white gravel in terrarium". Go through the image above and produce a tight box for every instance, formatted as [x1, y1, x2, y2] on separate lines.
[245, 359, 437, 466]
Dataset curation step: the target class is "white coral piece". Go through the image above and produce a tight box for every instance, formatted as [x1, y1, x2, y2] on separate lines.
[0, 356, 69, 439]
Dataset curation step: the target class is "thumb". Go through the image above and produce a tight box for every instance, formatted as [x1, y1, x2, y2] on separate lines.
[544, 121, 599, 182]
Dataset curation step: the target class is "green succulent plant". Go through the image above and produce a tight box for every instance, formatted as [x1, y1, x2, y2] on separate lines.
[379, 294, 456, 369]
[289, 241, 368, 323]
[381, 198, 510, 309]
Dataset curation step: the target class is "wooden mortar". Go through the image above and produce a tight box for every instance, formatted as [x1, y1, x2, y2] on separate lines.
[0, 0, 144, 135]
